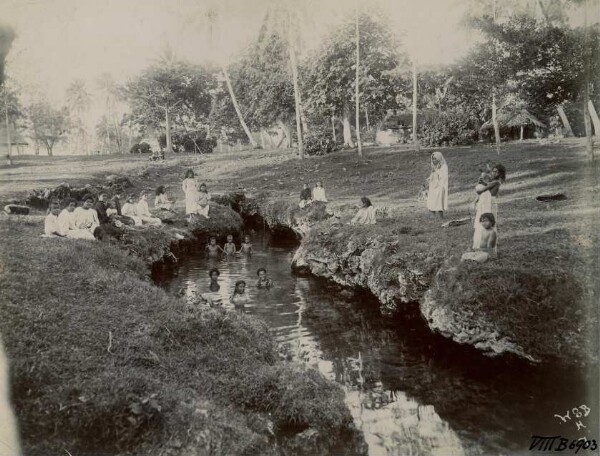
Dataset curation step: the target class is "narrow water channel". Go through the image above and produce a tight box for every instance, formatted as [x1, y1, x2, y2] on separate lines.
[152, 230, 598, 456]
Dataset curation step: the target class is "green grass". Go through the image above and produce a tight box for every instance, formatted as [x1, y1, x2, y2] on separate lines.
[0, 218, 362, 455]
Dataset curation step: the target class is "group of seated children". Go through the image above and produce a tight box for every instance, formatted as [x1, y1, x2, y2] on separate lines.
[44, 191, 166, 239]
[299, 181, 328, 208]
[205, 234, 253, 257]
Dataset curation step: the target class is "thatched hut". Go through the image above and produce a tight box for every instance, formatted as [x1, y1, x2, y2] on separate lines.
[480, 109, 546, 141]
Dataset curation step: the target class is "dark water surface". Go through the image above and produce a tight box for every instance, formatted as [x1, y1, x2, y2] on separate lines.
[152, 230, 598, 456]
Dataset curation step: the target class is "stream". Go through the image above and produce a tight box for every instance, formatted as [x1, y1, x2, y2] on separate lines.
[152, 229, 598, 456]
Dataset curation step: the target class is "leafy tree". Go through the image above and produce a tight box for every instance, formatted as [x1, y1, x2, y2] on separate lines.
[66, 79, 92, 154]
[27, 101, 70, 156]
[0, 23, 15, 86]
[303, 12, 407, 147]
[124, 58, 213, 153]
[227, 24, 295, 138]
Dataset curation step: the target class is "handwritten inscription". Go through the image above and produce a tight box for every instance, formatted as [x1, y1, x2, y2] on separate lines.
[530, 436, 598, 453]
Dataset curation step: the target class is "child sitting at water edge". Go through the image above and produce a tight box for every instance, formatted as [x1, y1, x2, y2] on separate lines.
[205, 237, 224, 257]
[312, 180, 327, 203]
[256, 268, 274, 289]
[461, 213, 497, 263]
[73, 195, 100, 238]
[230, 280, 250, 311]
[350, 197, 377, 225]
[299, 183, 312, 208]
[223, 234, 237, 255]
[122, 195, 143, 226]
[196, 183, 211, 219]
[238, 235, 253, 255]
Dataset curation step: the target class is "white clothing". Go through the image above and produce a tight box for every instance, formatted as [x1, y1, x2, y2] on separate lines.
[58, 209, 96, 240]
[44, 213, 63, 236]
[0, 339, 21, 456]
[196, 192, 210, 218]
[73, 207, 99, 231]
[136, 200, 162, 226]
[182, 178, 198, 215]
[154, 193, 173, 210]
[312, 187, 327, 202]
[122, 203, 143, 226]
[426, 163, 448, 212]
[351, 206, 377, 225]
[106, 208, 118, 217]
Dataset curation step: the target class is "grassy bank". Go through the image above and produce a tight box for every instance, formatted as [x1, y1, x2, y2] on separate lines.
[0, 217, 362, 455]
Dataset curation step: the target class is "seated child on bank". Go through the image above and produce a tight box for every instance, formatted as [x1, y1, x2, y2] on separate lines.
[196, 183, 210, 219]
[137, 191, 162, 226]
[312, 180, 328, 203]
[205, 236, 224, 257]
[154, 185, 176, 211]
[350, 197, 377, 225]
[256, 268, 274, 289]
[223, 234, 237, 255]
[44, 201, 65, 237]
[122, 195, 143, 226]
[238, 235, 253, 255]
[461, 213, 497, 263]
[299, 183, 312, 208]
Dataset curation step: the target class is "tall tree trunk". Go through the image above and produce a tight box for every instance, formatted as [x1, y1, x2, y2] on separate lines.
[342, 103, 355, 147]
[556, 105, 574, 137]
[355, 5, 362, 158]
[4, 95, 12, 165]
[587, 100, 600, 136]
[365, 109, 370, 131]
[165, 107, 173, 153]
[112, 117, 122, 154]
[105, 121, 111, 155]
[583, 84, 593, 160]
[412, 60, 419, 152]
[492, 92, 501, 154]
[331, 114, 336, 143]
[520, 125, 524, 142]
[222, 67, 258, 148]
[288, 13, 304, 159]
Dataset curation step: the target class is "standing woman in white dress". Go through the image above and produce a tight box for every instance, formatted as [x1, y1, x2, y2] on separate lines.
[426, 151, 449, 218]
[182, 169, 198, 221]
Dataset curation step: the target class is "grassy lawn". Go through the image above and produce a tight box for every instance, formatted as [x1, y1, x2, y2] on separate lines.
[0, 139, 598, 451]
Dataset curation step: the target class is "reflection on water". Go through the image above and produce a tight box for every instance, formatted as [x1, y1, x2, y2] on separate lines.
[153, 230, 597, 456]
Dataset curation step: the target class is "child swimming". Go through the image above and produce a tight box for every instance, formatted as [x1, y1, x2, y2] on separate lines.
[256, 268, 274, 289]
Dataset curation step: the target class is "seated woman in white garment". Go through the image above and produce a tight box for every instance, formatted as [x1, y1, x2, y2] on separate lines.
[121, 195, 143, 226]
[350, 197, 377, 225]
[136, 191, 163, 226]
[57, 197, 97, 240]
[154, 185, 176, 212]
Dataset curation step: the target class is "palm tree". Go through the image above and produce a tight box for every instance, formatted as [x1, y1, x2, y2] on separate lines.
[66, 80, 92, 154]
[97, 73, 123, 154]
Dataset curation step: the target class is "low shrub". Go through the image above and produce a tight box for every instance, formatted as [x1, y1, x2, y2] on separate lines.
[158, 131, 217, 154]
[419, 109, 479, 147]
[130, 142, 152, 154]
[303, 125, 337, 156]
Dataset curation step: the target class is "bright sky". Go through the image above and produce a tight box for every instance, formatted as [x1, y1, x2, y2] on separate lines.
[0, 0, 475, 120]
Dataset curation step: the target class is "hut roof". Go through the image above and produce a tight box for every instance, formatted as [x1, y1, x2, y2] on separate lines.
[480, 109, 546, 131]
